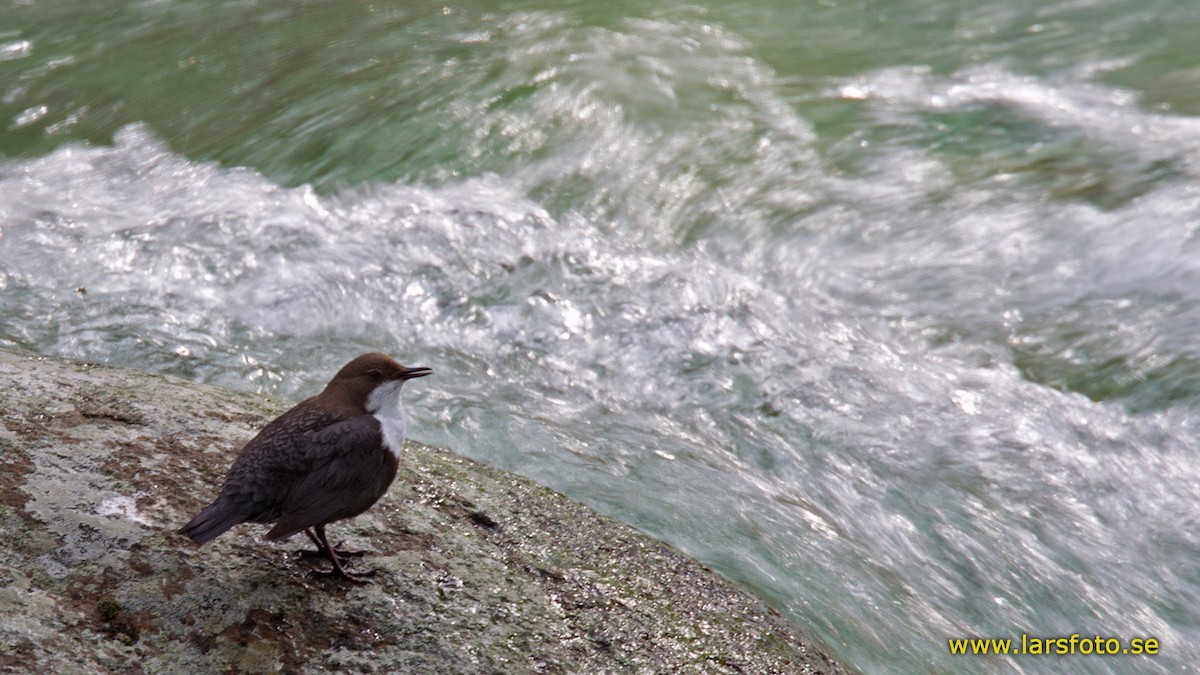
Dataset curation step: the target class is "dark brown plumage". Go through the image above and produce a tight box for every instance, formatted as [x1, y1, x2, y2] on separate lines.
[179, 352, 431, 582]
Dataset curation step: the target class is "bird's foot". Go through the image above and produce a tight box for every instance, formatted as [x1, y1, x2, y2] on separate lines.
[296, 543, 368, 560]
[310, 566, 377, 584]
[299, 525, 376, 582]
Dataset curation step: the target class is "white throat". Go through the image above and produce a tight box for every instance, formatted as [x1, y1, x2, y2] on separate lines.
[367, 380, 408, 459]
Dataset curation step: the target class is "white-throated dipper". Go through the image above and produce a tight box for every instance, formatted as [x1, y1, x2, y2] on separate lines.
[179, 352, 431, 582]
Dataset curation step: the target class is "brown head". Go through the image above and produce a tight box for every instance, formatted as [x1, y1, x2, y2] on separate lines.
[317, 352, 432, 415]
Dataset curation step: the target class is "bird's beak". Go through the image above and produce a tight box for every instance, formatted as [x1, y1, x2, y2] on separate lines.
[401, 366, 433, 380]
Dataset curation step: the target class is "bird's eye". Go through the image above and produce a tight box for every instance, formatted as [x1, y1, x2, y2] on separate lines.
[367, 369, 383, 381]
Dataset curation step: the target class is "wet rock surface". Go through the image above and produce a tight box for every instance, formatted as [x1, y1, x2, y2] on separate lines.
[0, 348, 847, 674]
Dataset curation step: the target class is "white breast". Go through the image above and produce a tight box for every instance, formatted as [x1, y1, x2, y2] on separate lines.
[366, 380, 408, 459]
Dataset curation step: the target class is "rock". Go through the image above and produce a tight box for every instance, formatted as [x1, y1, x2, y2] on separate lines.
[0, 348, 847, 674]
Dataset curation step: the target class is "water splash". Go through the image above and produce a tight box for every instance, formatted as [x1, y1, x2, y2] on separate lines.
[4, 5, 1200, 672]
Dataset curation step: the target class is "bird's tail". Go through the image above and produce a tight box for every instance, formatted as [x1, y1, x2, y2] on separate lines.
[178, 499, 246, 544]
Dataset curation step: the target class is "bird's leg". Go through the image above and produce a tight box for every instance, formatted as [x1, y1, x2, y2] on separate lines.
[297, 525, 367, 559]
[308, 525, 376, 584]
[303, 527, 326, 554]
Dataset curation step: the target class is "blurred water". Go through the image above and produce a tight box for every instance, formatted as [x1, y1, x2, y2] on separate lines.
[4, 1, 1200, 672]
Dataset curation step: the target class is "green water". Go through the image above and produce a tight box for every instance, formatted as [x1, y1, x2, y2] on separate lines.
[8, 1, 1197, 190]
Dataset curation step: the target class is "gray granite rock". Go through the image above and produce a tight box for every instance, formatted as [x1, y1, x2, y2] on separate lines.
[0, 348, 847, 674]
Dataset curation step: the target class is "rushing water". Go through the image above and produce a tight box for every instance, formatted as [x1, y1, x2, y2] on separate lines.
[4, 1, 1200, 672]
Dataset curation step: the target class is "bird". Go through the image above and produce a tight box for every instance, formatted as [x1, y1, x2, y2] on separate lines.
[179, 352, 432, 582]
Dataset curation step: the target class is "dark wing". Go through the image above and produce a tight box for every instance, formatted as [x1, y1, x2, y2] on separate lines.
[264, 415, 398, 541]
[180, 401, 340, 544]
